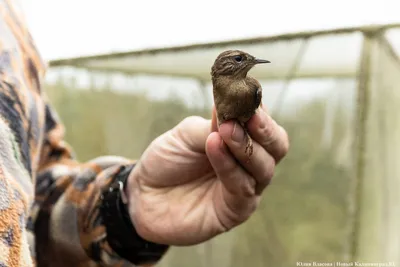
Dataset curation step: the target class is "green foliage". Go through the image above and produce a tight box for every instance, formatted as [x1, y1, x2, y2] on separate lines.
[44, 80, 354, 267]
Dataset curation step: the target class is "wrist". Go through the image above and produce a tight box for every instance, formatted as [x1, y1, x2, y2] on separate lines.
[124, 164, 155, 243]
[124, 164, 136, 207]
[99, 163, 169, 265]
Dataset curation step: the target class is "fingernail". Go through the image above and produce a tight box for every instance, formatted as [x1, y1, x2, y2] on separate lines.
[231, 122, 244, 142]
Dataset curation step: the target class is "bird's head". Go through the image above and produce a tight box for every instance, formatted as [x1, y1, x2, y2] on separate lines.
[211, 50, 270, 79]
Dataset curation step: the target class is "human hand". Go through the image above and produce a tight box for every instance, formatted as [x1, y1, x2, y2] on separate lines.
[126, 105, 289, 246]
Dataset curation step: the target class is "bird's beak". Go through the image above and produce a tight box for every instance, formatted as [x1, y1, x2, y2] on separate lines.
[254, 58, 271, 64]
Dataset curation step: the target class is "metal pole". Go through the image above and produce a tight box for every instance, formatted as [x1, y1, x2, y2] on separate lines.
[348, 31, 373, 262]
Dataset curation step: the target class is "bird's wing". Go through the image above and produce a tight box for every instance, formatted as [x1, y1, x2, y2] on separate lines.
[247, 78, 262, 109]
[254, 86, 262, 109]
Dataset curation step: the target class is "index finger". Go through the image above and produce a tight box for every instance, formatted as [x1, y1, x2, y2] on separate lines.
[246, 107, 289, 163]
[211, 105, 218, 132]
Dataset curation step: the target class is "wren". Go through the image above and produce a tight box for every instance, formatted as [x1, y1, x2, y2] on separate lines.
[211, 50, 270, 160]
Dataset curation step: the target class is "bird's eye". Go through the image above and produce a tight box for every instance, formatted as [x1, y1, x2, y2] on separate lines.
[234, 55, 243, 62]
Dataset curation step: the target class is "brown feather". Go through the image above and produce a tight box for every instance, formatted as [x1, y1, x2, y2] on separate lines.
[210, 50, 270, 160]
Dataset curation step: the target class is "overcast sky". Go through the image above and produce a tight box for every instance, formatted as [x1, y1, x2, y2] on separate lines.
[20, 0, 400, 61]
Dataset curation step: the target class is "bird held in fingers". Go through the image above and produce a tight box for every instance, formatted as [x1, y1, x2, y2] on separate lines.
[211, 50, 270, 161]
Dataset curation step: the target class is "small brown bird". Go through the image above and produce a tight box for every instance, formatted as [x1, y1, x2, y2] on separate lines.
[211, 50, 270, 160]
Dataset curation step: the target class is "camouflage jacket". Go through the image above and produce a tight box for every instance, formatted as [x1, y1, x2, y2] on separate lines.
[0, 1, 164, 266]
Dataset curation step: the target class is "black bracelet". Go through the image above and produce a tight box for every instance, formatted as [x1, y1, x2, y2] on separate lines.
[99, 164, 169, 265]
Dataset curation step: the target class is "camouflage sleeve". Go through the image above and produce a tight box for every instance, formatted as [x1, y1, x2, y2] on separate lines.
[0, 1, 168, 266]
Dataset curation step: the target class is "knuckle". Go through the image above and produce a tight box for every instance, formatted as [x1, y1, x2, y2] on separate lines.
[264, 161, 275, 181]
[174, 115, 208, 140]
[281, 126, 290, 150]
[239, 177, 257, 197]
[260, 121, 290, 163]
[281, 140, 290, 158]
[275, 127, 290, 162]
[261, 120, 277, 147]
[179, 115, 204, 128]
[247, 199, 259, 215]
[255, 165, 274, 195]
[262, 156, 275, 181]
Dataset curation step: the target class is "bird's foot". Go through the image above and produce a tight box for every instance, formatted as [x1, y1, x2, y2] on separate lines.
[238, 121, 253, 162]
[244, 128, 253, 162]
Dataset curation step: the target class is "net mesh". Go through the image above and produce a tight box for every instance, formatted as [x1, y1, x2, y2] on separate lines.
[43, 26, 400, 267]
[353, 32, 400, 263]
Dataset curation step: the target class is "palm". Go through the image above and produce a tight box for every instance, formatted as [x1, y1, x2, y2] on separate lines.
[128, 117, 230, 246]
